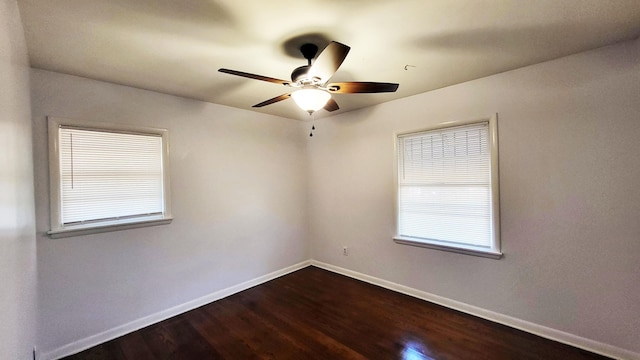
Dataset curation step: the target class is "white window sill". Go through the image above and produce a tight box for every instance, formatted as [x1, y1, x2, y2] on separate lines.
[48, 217, 173, 239]
[393, 236, 503, 259]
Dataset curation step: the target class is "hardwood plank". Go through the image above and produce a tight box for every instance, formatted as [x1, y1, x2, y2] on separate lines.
[140, 318, 222, 359]
[63, 340, 126, 360]
[117, 332, 156, 360]
[62, 266, 612, 360]
[183, 307, 259, 360]
[233, 291, 367, 359]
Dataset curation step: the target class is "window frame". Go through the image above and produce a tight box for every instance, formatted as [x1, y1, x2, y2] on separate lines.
[393, 114, 502, 259]
[47, 116, 172, 238]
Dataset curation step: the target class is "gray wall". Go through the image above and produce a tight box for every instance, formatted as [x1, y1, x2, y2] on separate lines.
[0, 0, 37, 359]
[308, 38, 640, 354]
[31, 70, 310, 355]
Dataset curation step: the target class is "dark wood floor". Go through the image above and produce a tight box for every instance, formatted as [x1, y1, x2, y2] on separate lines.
[63, 266, 610, 360]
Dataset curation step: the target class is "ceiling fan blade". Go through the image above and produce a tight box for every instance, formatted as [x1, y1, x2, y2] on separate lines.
[308, 41, 350, 84]
[324, 98, 340, 112]
[252, 93, 291, 108]
[219, 68, 290, 86]
[326, 82, 399, 94]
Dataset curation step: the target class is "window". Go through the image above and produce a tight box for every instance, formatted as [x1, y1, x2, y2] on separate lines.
[394, 115, 501, 259]
[47, 117, 172, 238]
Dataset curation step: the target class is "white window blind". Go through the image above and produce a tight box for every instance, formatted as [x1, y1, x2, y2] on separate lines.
[396, 120, 499, 255]
[58, 127, 165, 225]
[47, 117, 172, 238]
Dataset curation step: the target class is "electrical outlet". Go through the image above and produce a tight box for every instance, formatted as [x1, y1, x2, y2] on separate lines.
[343, 246, 348, 256]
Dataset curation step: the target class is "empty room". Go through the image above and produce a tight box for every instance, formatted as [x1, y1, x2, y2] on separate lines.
[2, 1, 640, 359]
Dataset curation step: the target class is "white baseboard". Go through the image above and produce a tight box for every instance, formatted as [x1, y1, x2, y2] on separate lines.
[310, 260, 640, 360]
[42, 260, 312, 360]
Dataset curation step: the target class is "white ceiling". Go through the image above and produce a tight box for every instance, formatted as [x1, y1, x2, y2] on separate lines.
[17, 0, 640, 120]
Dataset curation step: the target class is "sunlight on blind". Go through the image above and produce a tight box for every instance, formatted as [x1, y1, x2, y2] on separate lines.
[59, 127, 164, 224]
[397, 122, 493, 247]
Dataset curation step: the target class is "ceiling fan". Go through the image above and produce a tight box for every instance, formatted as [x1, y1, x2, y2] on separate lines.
[218, 41, 399, 114]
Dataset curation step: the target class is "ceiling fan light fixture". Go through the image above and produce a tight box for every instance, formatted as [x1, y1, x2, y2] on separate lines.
[291, 88, 331, 113]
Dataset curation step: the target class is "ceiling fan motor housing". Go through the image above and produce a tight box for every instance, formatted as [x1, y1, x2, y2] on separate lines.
[291, 43, 320, 84]
[291, 65, 311, 83]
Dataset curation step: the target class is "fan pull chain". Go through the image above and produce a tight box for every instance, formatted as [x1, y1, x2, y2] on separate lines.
[309, 111, 316, 137]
